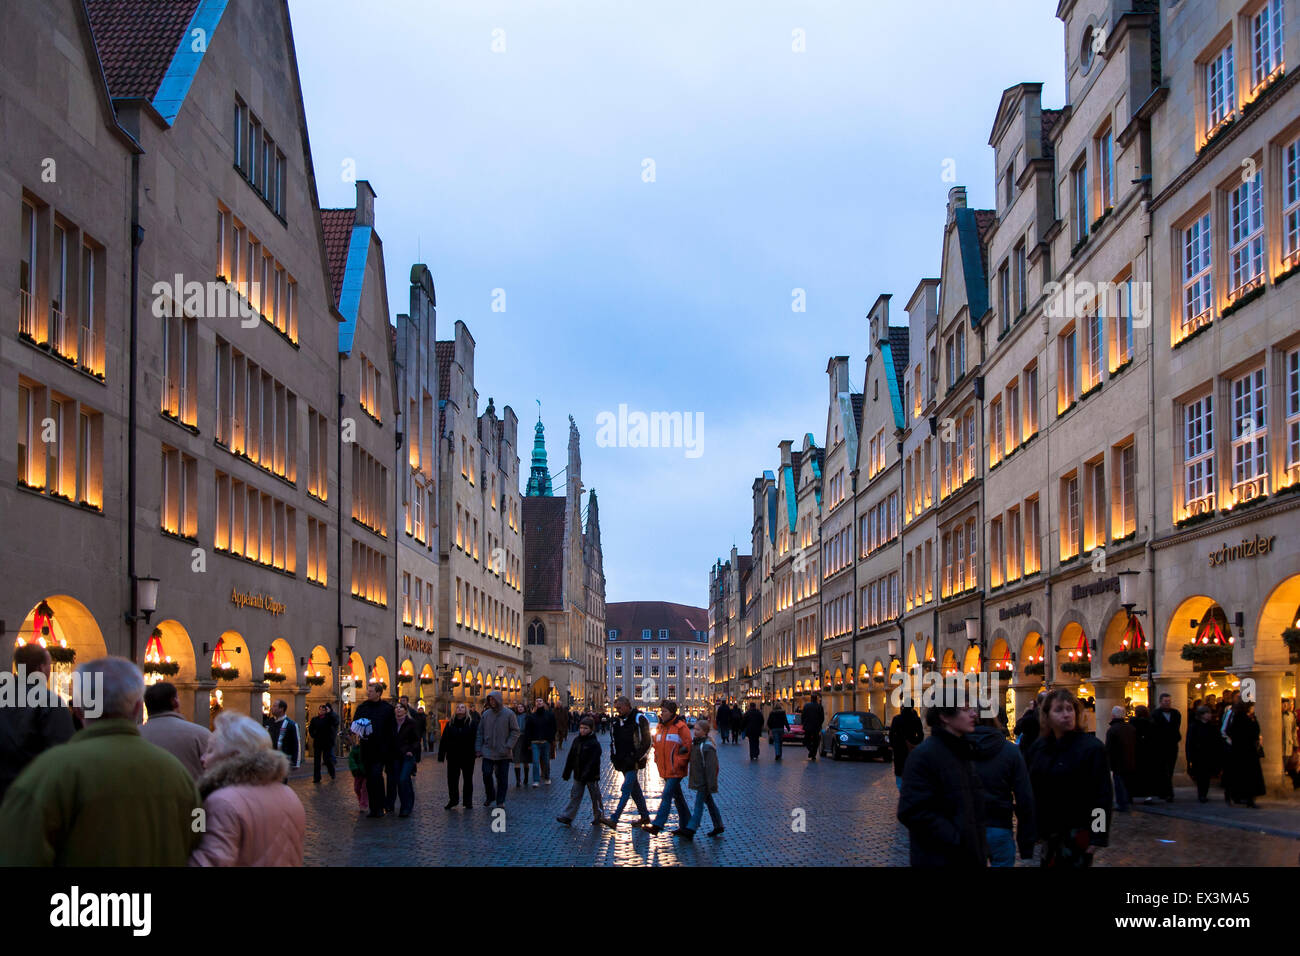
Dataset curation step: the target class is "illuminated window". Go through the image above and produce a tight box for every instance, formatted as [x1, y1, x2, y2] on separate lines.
[1284, 137, 1300, 267]
[1206, 42, 1235, 132]
[1250, 0, 1284, 92]
[1228, 173, 1264, 296]
[1287, 348, 1300, 469]
[1230, 367, 1268, 495]
[1183, 392, 1215, 513]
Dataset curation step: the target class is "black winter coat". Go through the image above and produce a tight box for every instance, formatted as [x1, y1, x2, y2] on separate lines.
[742, 708, 765, 739]
[307, 712, 339, 747]
[1185, 718, 1225, 779]
[524, 708, 556, 746]
[1014, 709, 1039, 754]
[897, 729, 989, 867]
[1104, 718, 1136, 776]
[1226, 713, 1265, 801]
[889, 709, 924, 777]
[1151, 708, 1182, 751]
[766, 707, 787, 732]
[437, 716, 477, 764]
[1026, 731, 1112, 849]
[1129, 715, 1157, 797]
[609, 710, 651, 771]
[800, 701, 825, 734]
[563, 733, 602, 783]
[967, 725, 1036, 857]
[395, 716, 422, 762]
[715, 705, 731, 731]
[353, 699, 397, 764]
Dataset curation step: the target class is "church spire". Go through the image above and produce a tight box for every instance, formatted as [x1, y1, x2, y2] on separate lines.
[525, 415, 553, 497]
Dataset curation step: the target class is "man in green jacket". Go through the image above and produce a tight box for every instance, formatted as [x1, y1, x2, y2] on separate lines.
[0, 656, 201, 866]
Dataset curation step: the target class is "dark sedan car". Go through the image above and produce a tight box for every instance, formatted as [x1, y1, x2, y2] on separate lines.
[818, 711, 891, 761]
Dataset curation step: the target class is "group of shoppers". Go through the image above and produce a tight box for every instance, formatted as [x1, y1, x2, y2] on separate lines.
[712, 694, 825, 763]
[0, 647, 305, 866]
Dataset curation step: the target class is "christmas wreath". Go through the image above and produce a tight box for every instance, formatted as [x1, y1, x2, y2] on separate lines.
[46, 645, 77, 665]
[305, 674, 327, 687]
[1023, 662, 1045, 676]
[419, 676, 434, 686]
[1107, 648, 1148, 668]
[1180, 642, 1233, 665]
[143, 659, 180, 677]
[261, 671, 287, 683]
[1058, 660, 1092, 677]
[211, 665, 240, 681]
[396, 673, 414, 685]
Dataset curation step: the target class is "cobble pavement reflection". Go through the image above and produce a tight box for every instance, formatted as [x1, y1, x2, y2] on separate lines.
[296, 734, 1298, 866]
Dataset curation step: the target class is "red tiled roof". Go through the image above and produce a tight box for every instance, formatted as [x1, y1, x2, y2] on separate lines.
[85, 0, 200, 101]
[523, 496, 567, 611]
[320, 208, 354, 307]
[605, 601, 710, 641]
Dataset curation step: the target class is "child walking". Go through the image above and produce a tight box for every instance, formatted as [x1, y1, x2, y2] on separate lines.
[347, 736, 368, 812]
[678, 718, 724, 840]
[556, 717, 614, 828]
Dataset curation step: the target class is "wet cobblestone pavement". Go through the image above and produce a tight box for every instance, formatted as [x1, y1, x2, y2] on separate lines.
[295, 735, 1300, 866]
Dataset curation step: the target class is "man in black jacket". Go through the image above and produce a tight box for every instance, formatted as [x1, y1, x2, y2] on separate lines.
[968, 718, 1035, 866]
[352, 684, 397, 817]
[742, 703, 766, 760]
[1014, 693, 1044, 754]
[525, 698, 557, 787]
[715, 701, 731, 745]
[307, 704, 339, 783]
[800, 694, 825, 761]
[607, 695, 652, 827]
[766, 701, 788, 761]
[889, 706, 924, 789]
[897, 705, 987, 866]
[437, 702, 477, 809]
[0, 643, 76, 804]
[1151, 693, 1182, 802]
[266, 699, 300, 778]
[1104, 706, 1136, 810]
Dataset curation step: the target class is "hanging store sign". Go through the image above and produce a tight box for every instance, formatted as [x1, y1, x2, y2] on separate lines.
[230, 588, 286, 616]
[1208, 534, 1275, 568]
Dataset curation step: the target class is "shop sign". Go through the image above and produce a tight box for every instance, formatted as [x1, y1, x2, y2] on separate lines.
[1207, 534, 1276, 568]
[1071, 576, 1118, 602]
[230, 588, 285, 616]
[999, 602, 1032, 621]
[946, 620, 967, 634]
[403, 635, 433, 655]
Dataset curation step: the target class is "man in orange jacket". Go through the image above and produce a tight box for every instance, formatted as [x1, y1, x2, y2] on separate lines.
[644, 700, 693, 834]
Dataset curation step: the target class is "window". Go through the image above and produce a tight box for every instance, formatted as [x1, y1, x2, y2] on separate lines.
[998, 263, 1010, 333]
[1082, 309, 1103, 391]
[1284, 136, 1300, 267]
[1059, 325, 1079, 411]
[1006, 507, 1022, 582]
[19, 201, 38, 339]
[1024, 496, 1041, 575]
[1072, 161, 1089, 244]
[1061, 472, 1080, 560]
[1024, 362, 1039, 436]
[1288, 348, 1300, 469]
[528, 620, 546, 646]
[1114, 441, 1136, 539]
[659, 628, 669, 639]
[1006, 382, 1021, 451]
[1097, 127, 1114, 210]
[1181, 213, 1213, 333]
[989, 398, 1004, 467]
[990, 516, 1003, 588]
[162, 309, 196, 426]
[1231, 367, 1268, 495]
[307, 517, 327, 584]
[17, 382, 34, 486]
[161, 446, 196, 538]
[402, 573, 412, 623]
[1250, 0, 1284, 92]
[1228, 172, 1264, 296]
[51, 223, 70, 357]
[1184, 393, 1215, 513]
[1108, 275, 1134, 370]
[1014, 241, 1027, 315]
[1085, 458, 1106, 551]
[307, 408, 327, 500]
[1207, 42, 1235, 132]
[79, 241, 102, 375]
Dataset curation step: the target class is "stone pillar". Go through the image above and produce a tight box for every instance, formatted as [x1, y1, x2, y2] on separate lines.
[193, 680, 216, 730]
[173, 682, 198, 723]
[248, 682, 270, 721]
[1242, 669, 1287, 794]
[1152, 675, 1189, 774]
[1092, 679, 1128, 743]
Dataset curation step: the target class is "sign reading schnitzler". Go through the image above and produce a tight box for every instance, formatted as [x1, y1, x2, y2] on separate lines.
[1208, 534, 1276, 568]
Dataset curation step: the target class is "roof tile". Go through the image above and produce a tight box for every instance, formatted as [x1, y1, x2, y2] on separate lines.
[320, 208, 354, 307]
[85, 0, 200, 101]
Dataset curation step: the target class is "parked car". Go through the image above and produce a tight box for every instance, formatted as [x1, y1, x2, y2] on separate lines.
[781, 714, 804, 746]
[819, 711, 891, 761]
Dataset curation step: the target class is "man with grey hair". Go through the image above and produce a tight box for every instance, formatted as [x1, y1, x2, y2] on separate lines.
[0, 642, 76, 803]
[0, 657, 200, 865]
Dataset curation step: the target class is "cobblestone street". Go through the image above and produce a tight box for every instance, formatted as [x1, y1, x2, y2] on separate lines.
[296, 734, 1300, 866]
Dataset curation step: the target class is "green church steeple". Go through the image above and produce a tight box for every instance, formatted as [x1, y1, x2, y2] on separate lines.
[526, 411, 553, 497]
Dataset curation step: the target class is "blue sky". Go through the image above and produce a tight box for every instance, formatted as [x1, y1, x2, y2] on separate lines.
[291, 0, 1064, 609]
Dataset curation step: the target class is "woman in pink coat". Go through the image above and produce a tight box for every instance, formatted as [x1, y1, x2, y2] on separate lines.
[190, 711, 306, 866]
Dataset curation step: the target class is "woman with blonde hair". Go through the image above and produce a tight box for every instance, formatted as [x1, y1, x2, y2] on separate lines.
[1025, 688, 1112, 867]
[190, 711, 305, 866]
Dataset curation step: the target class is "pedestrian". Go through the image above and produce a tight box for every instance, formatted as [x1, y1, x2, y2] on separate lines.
[423, 705, 437, 752]
[888, 705, 924, 790]
[730, 703, 742, 744]
[1103, 705, 1136, 811]
[766, 700, 787, 761]
[742, 702, 765, 760]
[1151, 692, 1182, 802]
[0, 657, 200, 866]
[393, 702, 421, 817]
[644, 700, 692, 834]
[511, 703, 532, 789]
[896, 705, 987, 867]
[140, 680, 211, 781]
[346, 734, 369, 812]
[607, 695, 653, 827]
[399, 696, 428, 754]
[1225, 700, 1265, 808]
[556, 716, 613, 828]
[1185, 705, 1225, 803]
[1014, 693, 1044, 754]
[265, 699, 301, 780]
[1026, 689, 1112, 867]
[475, 690, 519, 809]
[715, 701, 731, 745]
[189, 711, 305, 866]
[678, 718, 724, 840]
[351, 682, 397, 817]
[438, 702, 477, 810]
[968, 716, 1035, 867]
[0, 642, 76, 804]
[306, 704, 339, 783]
[1130, 704, 1157, 803]
[1283, 699, 1300, 789]
[526, 697, 556, 788]
[555, 705, 570, 750]
[800, 693, 825, 762]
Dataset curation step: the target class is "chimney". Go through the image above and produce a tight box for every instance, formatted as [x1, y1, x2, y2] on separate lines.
[947, 185, 967, 226]
[778, 439, 793, 468]
[826, 356, 850, 403]
[355, 180, 377, 227]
